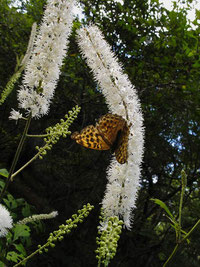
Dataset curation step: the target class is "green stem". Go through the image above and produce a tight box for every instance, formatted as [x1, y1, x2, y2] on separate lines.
[178, 188, 184, 241]
[178, 172, 186, 241]
[0, 114, 32, 202]
[163, 244, 179, 267]
[13, 244, 47, 267]
[26, 134, 49, 138]
[163, 219, 200, 266]
[11, 151, 41, 179]
[98, 259, 101, 267]
[182, 219, 200, 242]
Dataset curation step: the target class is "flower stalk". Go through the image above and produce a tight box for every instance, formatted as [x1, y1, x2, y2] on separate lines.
[0, 114, 32, 202]
[11, 106, 80, 179]
[13, 204, 94, 267]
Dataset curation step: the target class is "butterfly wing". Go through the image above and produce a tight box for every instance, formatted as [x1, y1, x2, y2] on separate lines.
[97, 114, 125, 146]
[71, 125, 110, 150]
[71, 113, 130, 164]
[114, 123, 129, 164]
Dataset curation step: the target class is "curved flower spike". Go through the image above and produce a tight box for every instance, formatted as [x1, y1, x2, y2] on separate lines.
[77, 24, 144, 229]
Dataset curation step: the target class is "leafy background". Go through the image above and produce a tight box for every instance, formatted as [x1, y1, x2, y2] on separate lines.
[0, 0, 200, 266]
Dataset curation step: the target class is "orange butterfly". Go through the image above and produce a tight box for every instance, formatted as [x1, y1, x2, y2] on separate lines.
[71, 113, 129, 164]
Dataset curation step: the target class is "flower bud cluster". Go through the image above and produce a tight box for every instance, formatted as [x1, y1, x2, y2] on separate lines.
[96, 213, 123, 266]
[37, 203, 94, 254]
[181, 169, 187, 189]
[36, 105, 81, 159]
[0, 72, 21, 106]
[1, 23, 36, 107]
[17, 211, 58, 225]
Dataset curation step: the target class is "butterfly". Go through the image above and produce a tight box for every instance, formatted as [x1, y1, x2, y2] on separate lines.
[71, 113, 129, 164]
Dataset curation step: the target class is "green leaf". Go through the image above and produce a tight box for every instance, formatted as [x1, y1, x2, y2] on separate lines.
[15, 198, 28, 207]
[6, 251, 23, 263]
[192, 61, 200, 68]
[151, 198, 175, 220]
[22, 203, 32, 217]
[0, 261, 6, 267]
[0, 169, 9, 178]
[3, 194, 17, 209]
[0, 180, 5, 189]
[14, 243, 26, 256]
[6, 231, 13, 245]
[13, 225, 30, 241]
[195, 9, 200, 20]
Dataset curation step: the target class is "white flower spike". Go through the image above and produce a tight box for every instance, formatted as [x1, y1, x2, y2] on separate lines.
[14, 0, 77, 119]
[0, 204, 13, 237]
[77, 25, 144, 229]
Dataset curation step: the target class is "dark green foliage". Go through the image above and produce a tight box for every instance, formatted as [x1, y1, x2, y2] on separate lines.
[0, 0, 33, 87]
[0, 0, 200, 266]
[0, 177, 43, 266]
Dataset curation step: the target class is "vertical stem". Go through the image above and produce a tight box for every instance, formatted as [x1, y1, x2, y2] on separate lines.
[0, 114, 32, 202]
[178, 188, 183, 240]
[163, 244, 179, 267]
[178, 171, 186, 242]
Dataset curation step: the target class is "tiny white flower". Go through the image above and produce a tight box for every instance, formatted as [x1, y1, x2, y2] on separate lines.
[0, 204, 13, 237]
[9, 109, 23, 121]
[50, 211, 58, 217]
